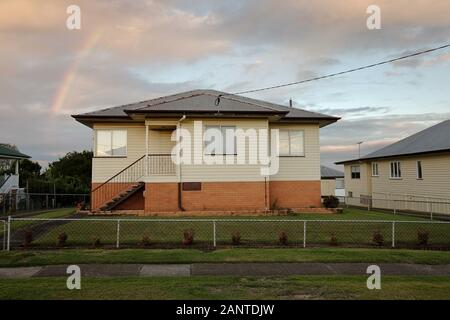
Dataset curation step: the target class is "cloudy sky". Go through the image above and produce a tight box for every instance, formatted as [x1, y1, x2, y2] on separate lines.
[1, 0, 450, 169]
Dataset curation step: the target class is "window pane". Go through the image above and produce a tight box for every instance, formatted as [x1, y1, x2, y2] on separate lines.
[96, 131, 112, 156]
[417, 161, 422, 179]
[204, 126, 222, 155]
[222, 126, 236, 155]
[112, 130, 127, 156]
[289, 131, 304, 155]
[279, 131, 290, 155]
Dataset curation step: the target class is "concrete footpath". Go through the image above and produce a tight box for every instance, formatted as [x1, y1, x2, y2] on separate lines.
[0, 263, 449, 278]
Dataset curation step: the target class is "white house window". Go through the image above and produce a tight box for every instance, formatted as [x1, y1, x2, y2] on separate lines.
[372, 163, 379, 176]
[204, 125, 236, 155]
[390, 161, 402, 179]
[351, 165, 360, 179]
[417, 161, 423, 179]
[279, 130, 304, 156]
[95, 130, 127, 157]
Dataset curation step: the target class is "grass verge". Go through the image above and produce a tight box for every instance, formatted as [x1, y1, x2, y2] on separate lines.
[0, 275, 449, 300]
[0, 248, 449, 267]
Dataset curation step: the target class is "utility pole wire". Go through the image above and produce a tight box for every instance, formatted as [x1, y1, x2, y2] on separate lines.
[215, 44, 450, 105]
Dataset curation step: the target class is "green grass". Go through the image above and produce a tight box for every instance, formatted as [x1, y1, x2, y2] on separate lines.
[0, 208, 76, 237]
[16, 208, 448, 248]
[1, 275, 449, 299]
[1, 248, 449, 267]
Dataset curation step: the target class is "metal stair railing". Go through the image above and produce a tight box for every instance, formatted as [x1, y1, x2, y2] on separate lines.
[91, 155, 146, 211]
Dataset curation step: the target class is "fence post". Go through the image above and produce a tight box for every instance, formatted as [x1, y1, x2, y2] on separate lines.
[303, 221, 307, 248]
[213, 221, 216, 248]
[391, 221, 395, 248]
[116, 219, 120, 249]
[2, 220, 5, 250]
[7, 216, 11, 251]
[430, 202, 433, 220]
[393, 200, 396, 215]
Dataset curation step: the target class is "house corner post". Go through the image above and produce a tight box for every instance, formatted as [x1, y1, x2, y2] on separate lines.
[145, 124, 149, 177]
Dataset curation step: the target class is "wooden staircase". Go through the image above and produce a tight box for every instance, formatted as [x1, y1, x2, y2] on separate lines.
[99, 181, 144, 211]
[91, 155, 146, 213]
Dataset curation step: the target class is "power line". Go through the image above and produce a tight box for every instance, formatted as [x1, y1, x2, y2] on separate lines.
[215, 44, 450, 105]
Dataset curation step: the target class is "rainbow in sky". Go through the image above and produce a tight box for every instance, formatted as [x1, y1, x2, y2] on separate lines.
[50, 29, 103, 115]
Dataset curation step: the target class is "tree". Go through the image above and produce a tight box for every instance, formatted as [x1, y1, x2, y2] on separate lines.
[19, 159, 42, 187]
[0, 143, 17, 174]
[45, 151, 92, 194]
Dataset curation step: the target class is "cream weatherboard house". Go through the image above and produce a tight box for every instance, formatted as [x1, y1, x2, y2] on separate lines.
[73, 90, 339, 215]
[336, 119, 450, 214]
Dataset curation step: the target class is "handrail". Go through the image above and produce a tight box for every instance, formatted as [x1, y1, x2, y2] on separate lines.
[92, 155, 145, 193]
[0, 174, 10, 191]
[91, 155, 146, 211]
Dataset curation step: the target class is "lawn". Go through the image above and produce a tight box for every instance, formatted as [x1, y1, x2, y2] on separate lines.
[1, 248, 450, 267]
[1, 275, 449, 300]
[8, 207, 449, 249]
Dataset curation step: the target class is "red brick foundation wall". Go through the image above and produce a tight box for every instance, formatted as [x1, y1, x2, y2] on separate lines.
[97, 180, 322, 214]
[182, 181, 267, 211]
[144, 183, 179, 213]
[269, 180, 322, 209]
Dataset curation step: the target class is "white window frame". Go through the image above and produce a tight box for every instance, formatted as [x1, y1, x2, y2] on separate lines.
[416, 160, 423, 180]
[351, 165, 361, 179]
[94, 129, 127, 157]
[371, 162, 379, 177]
[278, 130, 305, 157]
[390, 161, 402, 179]
[204, 125, 237, 156]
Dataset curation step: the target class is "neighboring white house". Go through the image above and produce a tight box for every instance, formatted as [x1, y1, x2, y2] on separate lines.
[0, 144, 30, 194]
[0, 144, 30, 212]
[336, 119, 450, 214]
[320, 165, 345, 197]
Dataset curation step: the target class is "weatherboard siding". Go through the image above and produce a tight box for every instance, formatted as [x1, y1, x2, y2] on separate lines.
[344, 162, 372, 198]
[178, 118, 269, 182]
[92, 123, 146, 182]
[270, 123, 321, 181]
[321, 179, 336, 196]
[91, 120, 322, 183]
[371, 153, 450, 200]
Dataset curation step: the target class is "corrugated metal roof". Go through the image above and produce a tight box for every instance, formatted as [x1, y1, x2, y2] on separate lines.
[321, 165, 344, 178]
[73, 89, 338, 121]
[336, 119, 450, 164]
[0, 144, 30, 159]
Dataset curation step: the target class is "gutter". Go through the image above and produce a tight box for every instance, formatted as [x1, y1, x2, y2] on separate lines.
[177, 115, 186, 211]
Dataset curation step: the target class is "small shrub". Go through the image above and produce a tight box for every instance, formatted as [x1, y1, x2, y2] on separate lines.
[57, 232, 68, 247]
[372, 231, 384, 246]
[92, 237, 101, 247]
[278, 232, 288, 246]
[75, 201, 87, 212]
[182, 229, 194, 246]
[323, 196, 340, 208]
[23, 229, 33, 247]
[417, 230, 429, 246]
[330, 233, 338, 246]
[231, 232, 241, 245]
[141, 235, 151, 247]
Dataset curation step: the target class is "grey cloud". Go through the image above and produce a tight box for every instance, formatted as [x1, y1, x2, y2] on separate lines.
[315, 106, 390, 116]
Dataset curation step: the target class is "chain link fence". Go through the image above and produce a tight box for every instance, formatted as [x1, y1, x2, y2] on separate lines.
[338, 196, 450, 220]
[0, 219, 6, 250]
[0, 193, 89, 215]
[3, 217, 450, 250]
